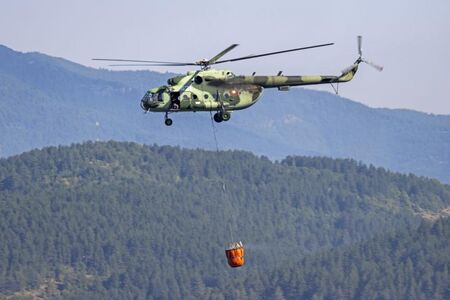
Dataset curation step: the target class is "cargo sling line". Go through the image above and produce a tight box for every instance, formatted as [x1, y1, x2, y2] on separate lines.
[209, 111, 236, 242]
[209, 112, 244, 268]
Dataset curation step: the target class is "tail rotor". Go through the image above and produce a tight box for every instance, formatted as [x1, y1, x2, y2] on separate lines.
[356, 35, 383, 72]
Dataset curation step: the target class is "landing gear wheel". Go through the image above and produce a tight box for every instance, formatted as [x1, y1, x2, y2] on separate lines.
[221, 112, 231, 121]
[164, 118, 173, 126]
[213, 112, 223, 123]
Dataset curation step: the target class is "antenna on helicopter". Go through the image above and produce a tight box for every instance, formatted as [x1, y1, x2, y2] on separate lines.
[357, 36, 383, 71]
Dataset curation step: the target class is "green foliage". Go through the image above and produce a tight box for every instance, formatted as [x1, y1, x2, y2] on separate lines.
[234, 218, 450, 300]
[1, 141, 449, 299]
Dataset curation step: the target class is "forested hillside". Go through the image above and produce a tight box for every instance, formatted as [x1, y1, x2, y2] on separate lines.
[223, 218, 450, 300]
[1, 44, 450, 183]
[1, 141, 449, 299]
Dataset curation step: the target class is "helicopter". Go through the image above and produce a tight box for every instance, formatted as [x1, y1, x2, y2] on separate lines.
[93, 36, 382, 126]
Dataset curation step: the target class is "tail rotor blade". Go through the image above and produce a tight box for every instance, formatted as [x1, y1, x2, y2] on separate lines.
[363, 59, 384, 72]
[357, 35, 362, 57]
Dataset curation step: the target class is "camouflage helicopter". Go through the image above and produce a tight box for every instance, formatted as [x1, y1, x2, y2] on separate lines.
[94, 36, 381, 126]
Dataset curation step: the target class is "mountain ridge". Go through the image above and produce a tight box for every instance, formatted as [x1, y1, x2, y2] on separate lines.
[1, 44, 449, 183]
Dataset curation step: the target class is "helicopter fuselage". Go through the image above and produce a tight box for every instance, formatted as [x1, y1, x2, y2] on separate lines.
[140, 69, 264, 113]
[140, 65, 358, 116]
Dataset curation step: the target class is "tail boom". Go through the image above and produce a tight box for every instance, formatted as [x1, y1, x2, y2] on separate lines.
[225, 64, 358, 89]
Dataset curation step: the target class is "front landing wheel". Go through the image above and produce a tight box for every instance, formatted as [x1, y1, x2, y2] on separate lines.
[165, 118, 173, 126]
[213, 113, 223, 123]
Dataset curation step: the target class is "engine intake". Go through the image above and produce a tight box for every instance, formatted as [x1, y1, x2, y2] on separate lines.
[194, 76, 203, 84]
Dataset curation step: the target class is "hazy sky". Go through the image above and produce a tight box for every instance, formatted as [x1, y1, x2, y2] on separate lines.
[1, 0, 450, 114]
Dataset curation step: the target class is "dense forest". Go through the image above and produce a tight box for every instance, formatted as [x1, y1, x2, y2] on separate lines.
[221, 218, 450, 300]
[0, 141, 449, 299]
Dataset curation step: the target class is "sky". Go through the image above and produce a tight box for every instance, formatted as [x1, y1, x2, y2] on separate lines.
[1, 0, 450, 114]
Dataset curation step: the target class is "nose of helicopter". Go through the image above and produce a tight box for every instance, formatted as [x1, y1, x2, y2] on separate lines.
[140, 98, 149, 111]
[140, 92, 158, 111]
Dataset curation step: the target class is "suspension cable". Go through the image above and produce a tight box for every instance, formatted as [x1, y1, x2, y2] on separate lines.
[209, 111, 236, 242]
[209, 111, 220, 153]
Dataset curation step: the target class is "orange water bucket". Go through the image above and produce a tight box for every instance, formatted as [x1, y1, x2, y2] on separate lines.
[225, 241, 245, 268]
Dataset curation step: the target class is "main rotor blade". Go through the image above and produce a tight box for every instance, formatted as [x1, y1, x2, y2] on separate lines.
[206, 44, 239, 65]
[108, 63, 197, 67]
[92, 58, 192, 64]
[213, 43, 334, 65]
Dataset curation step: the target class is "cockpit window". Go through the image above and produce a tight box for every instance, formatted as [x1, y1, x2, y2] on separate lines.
[146, 92, 163, 102]
[146, 87, 167, 103]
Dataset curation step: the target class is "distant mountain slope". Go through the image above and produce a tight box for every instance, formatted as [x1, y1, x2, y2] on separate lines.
[1, 45, 450, 182]
[1, 142, 450, 299]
